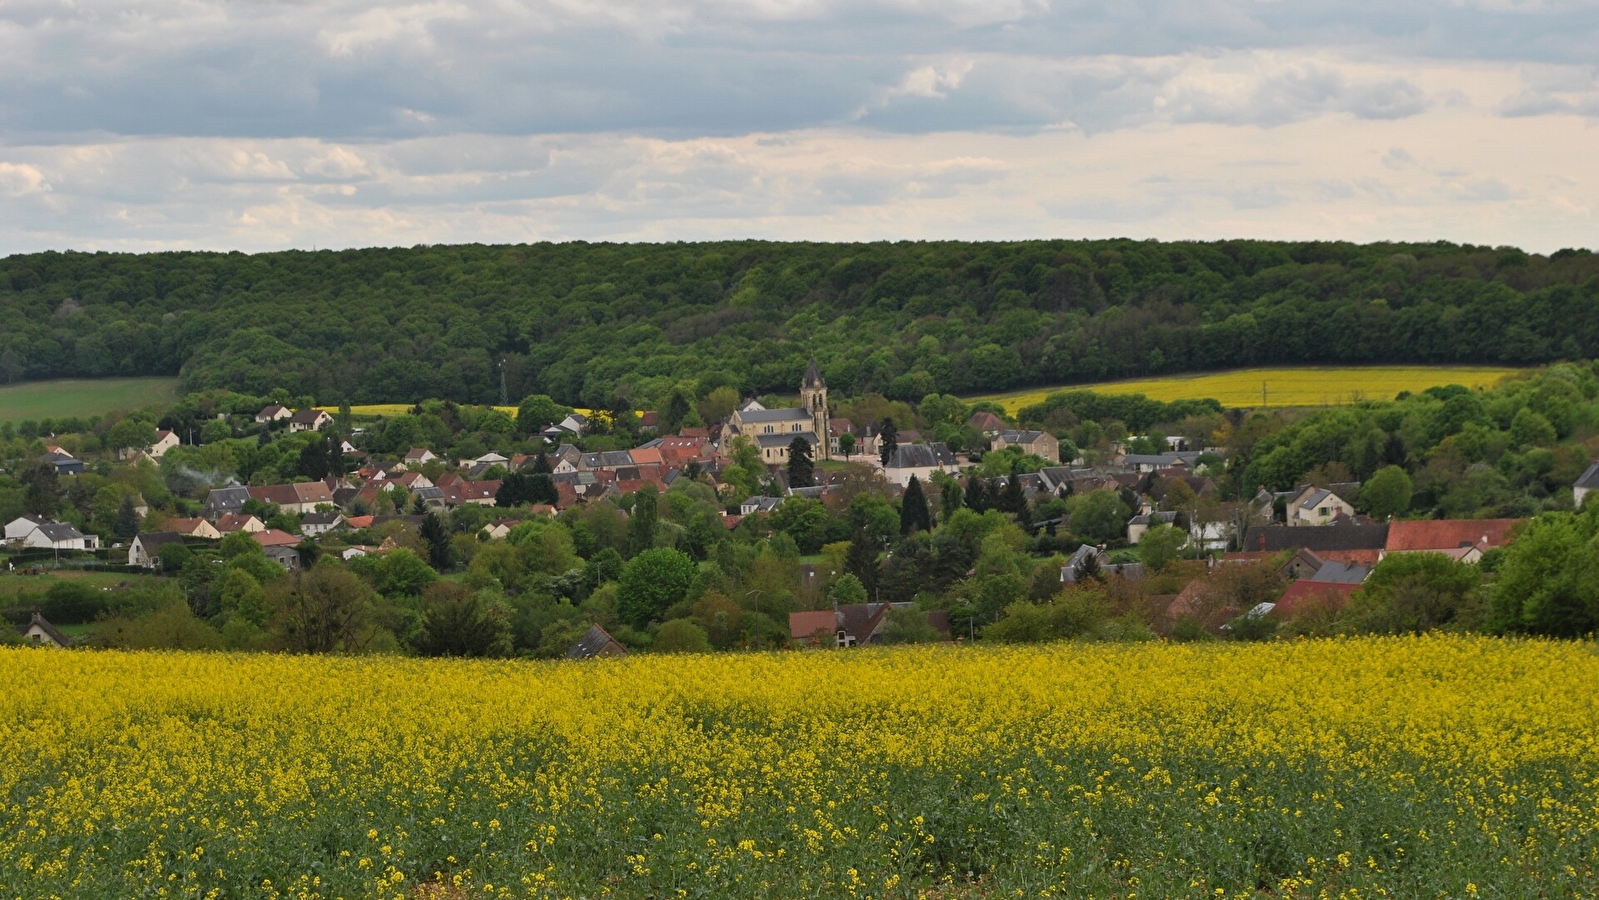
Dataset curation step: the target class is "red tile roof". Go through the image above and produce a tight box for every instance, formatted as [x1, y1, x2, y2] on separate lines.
[251, 529, 300, 548]
[789, 610, 837, 641]
[1272, 581, 1359, 620]
[1384, 519, 1522, 552]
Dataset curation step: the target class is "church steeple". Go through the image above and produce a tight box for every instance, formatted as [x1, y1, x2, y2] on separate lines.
[800, 354, 830, 461]
[802, 353, 825, 390]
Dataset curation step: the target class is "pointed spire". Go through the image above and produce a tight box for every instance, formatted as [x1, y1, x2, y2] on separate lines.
[803, 353, 825, 389]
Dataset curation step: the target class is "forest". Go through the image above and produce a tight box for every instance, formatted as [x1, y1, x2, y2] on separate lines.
[1, 239, 1596, 409]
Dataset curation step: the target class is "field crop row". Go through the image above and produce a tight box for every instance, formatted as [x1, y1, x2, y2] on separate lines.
[1, 637, 1595, 899]
[979, 365, 1523, 414]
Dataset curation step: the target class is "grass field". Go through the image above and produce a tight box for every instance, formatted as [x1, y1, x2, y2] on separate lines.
[980, 365, 1524, 414]
[2, 636, 1595, 899]
[319, 404, 598, 419]
[0, 377, 181, 424]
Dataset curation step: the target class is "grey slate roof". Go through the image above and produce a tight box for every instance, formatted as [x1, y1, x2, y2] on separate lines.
[24, 613, 68, 646]
[756, 432, 817, 448]
[1298, 488, 1334, 510]
[735, 407, 812, 424]
[886, 442, 957, 469]
[35, 522, 85, 543]
[1241, 524, 1390, 553]
[566, 624, 624, 659]
[1577, 461, 1599, 491]
[997, 430, 1047, 443]
[1305, 561, 1370, 584]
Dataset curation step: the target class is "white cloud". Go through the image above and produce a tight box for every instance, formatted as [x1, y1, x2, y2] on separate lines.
[0, 163, 49, 196]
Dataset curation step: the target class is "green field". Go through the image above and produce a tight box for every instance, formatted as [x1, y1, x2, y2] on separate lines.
[0, 377, 181, 424]
[979, 365, 1524, 414]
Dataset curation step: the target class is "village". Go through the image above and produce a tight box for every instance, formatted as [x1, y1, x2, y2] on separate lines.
[7, 356, 1573, 655]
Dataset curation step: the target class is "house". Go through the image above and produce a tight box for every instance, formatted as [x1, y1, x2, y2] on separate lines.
[566, 623, 627, 659]
[288, 409, 333, 433]
[739, 496, 784, 516]
[480, 520, 519, 541]
[1381, 519, 1521, 562]
[539, 413, 590, 442]
[1303, 559, 1371, 584]
[299, 511, 346, 536]
[1127, 510, 1179, 545]
[1241, 523, 1390, 568]
[129, 532, 185, 568]
[1575, 461, 1599, 507]
[202, 485, 253, 520]
[165, 518, 222, 540]
[967, 411, 1007, 435]
[19, 613, 69, 648]
[4, 515, 50, 542]
[214, 513, 265, 534]
[1271, 580, 1360, 622]
[1122, 451, 1203, 474]
[251, 529, 300, 549]
[262, 545, 301, 570]
[442, 479, 501, 507]
[43, 451, 84, 476]
[402, 448, 438, 469]
[342, 545, 379, 560]
[255, 404, 293, 424]
[992, 430, 1060, 463]
[881, 443, 960, 487]
[247, 482, 335, 514]
[1287, 486, 1356, 527]
[1060, 544, 1108, 583]
[723, 356, 831, 464]
[149, 429, 181, 458]
[788, 603, 952, 648]
[18, 521, 97, 551]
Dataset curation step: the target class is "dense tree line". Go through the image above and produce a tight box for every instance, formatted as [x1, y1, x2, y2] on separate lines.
[1, 240, 1596, 408]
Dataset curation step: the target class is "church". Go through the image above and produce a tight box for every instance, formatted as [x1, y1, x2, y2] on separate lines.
[724, 356, 830, 465]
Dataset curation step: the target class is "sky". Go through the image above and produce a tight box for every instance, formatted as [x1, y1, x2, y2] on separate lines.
[1, 0, 1596, 254]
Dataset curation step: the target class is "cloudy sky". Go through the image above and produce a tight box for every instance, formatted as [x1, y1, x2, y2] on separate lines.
[1, 0, 1596, 254]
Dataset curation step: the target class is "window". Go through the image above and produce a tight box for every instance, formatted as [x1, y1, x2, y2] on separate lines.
[764, 426, 773, 434]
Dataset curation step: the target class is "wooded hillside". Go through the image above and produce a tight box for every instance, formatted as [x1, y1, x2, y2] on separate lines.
[1, 240, 1595, 408]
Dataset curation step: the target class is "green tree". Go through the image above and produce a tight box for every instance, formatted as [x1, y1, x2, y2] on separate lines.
[1070, 490, 1130, 545]
[105, 417, 157, 455]
[219, 567, 269, 627]
[653, 618, 712, 653]
[786, 436, 814, 488]
[376, 548, 438, 598]
[1138, 524, 1188, 572]
[829, 573, 868, 606]
[770, 497, 828, 554]
[1508, 407, 1557, 449]
[628, 485, 659, 557]
[516, 395, 571, 435]
[114, 494, 141, 539]
[844, 529, 880, 597]
[618, 547, 698, 629]
[1490, 513, 1595, 636]
[413, 582, 514, 657]
[266, 561, 387, 653]
[838, 432, 855, 460]
[900, 476, 932, 534]
[660, 390, 693, 435]
[1360, 465, 1414, 520]
[420, 512, 452, 570]
[878, 418, 898, 466]
[1347, 552, 1484, 634]
[963, 475, 986, 514]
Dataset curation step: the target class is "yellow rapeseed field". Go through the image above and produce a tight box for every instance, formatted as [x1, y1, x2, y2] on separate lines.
[981, 366, 1523, 414]
[1, 637, 1595, 899]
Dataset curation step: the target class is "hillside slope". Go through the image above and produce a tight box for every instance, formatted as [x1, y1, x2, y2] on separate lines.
[0, 240, 1594, 408]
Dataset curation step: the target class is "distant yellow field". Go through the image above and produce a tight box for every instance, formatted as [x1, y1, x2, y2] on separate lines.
[317, 404, 597, 419]
[981, 365, 1524, 413]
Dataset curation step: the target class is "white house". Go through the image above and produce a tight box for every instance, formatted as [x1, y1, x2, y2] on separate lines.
[128, 532, 185, 568]
[165, 518, 222, 540]
[4, 515, 49, 542]
[20, 613, 68, 648]
[20, 522, 97, 551]
[402, 448, 438, 469]
[881, 443, 960, 487]
[1287, 486, 1356, 527]
[256, 404, 293, 424]
[299, 512, 346, 536]
[149, 429, 181, 458]
[288, 409, 333, 433]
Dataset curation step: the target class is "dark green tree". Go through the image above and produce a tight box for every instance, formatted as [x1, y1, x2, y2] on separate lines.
[786, 436, 814, 488]
[628, 485, 659, 557]
[963, 475, 987, 514]
[413, 583, 514, 657]
[1002, 463, 1028, 517]
[900, 476, 932, 534]
[939, 478, 963, 524]
[114, 494, 141, 539]
[845, 528, 881, 598]
[878, 418, 899, 466]
[660, 390, 693, 435]
[531, 452, 553, 474]
[420, 511, 452, 571]
[529, 473, 559, 506]
[496, 473, 534, 507]
[838, 432, 855, 460]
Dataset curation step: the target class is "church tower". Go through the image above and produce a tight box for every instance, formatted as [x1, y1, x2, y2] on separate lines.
[800, 354, 830, 461]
